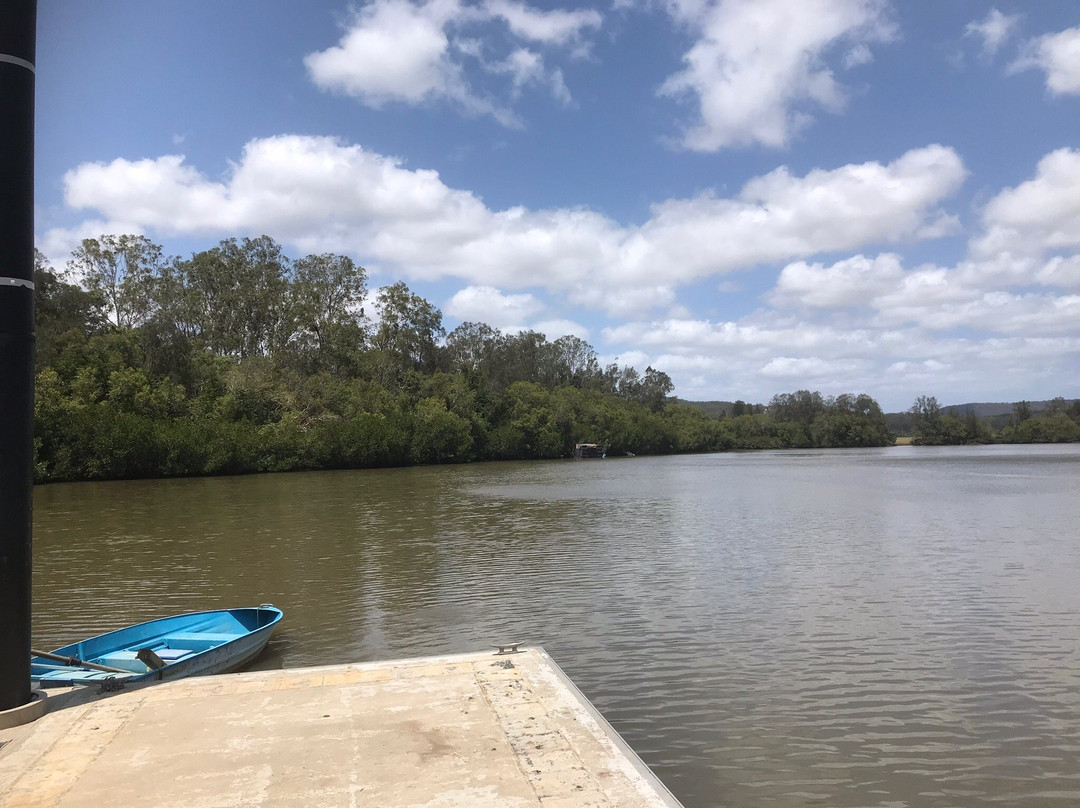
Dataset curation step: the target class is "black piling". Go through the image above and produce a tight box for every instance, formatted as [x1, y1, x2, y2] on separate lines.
[0, 0, 37, 712]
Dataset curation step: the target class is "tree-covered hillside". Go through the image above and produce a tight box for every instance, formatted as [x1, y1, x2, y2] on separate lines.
[33, 235, 897, 482]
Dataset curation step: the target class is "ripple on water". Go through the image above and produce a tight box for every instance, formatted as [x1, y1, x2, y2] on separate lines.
[32, 447, 1080, 808]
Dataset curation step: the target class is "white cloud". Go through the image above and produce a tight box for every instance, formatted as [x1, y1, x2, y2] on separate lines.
[609, 348, 650, 369]
[528, 318, 590, 340]
[484, 0, 601, 46]
[498, 48, 544, 93]
[868, 264, 967, 316]
[598, 284, 678, 315]
[63, 154, 231, 233]
[770, 253, 905, 308]
[602, 314, 908, 402]
[843, 43, 873, 69]
[304, 0, 598, 124]
[305, 0, 480, 108]
[490, 48, 573, 104]
[444, 284, 544, 327]
[759, 355, 865, 379]
[601, 142, 1080, 403]
[658, 0, 895, 151]
[53, 136, 965, 317]
[1038, 254, 1080, 288]
[768, 250, 1080, 338]
[1011, 25, 1080, 94]
[39, 218, 144, 275]
[745, 140, 1080, 393]
[548, 68, 572, 106]
[876, 288, 1080, 336]
[601, 313, 1080, 408]
[964, 9, 1020, 56]
[914, 211, 962, 240]
[974, 148, 1080, 257]
[632, 144, 964, 280]
[603, 316, 877, 356]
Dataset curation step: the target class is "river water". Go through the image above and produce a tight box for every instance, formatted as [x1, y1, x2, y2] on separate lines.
[32, 445, 1080, 807]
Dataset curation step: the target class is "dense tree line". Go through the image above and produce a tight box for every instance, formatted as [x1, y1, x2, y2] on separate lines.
[909, 395, 1080, 445]
[33, 235, 898, 482]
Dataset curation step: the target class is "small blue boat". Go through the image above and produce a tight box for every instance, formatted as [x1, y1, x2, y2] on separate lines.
[31, 605, 282, 687]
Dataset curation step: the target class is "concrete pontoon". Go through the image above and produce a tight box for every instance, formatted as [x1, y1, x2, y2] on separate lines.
[0, 647, 683, 807]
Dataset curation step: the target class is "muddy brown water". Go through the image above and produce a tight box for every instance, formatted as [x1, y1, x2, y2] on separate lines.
[33, 445, 1080, 807]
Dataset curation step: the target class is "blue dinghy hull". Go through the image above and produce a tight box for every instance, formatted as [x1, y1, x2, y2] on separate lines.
[31, 605, 283, 687]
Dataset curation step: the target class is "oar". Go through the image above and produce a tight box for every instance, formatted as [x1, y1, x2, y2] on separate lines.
[31, 648, 129, 675]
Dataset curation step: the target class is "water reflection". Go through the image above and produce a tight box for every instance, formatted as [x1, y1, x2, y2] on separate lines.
[33, 446, 1080, 807]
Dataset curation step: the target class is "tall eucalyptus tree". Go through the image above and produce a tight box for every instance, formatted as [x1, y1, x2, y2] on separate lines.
[68, 234, 164, 329]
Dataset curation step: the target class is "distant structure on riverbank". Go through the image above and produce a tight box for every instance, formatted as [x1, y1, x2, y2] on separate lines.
[573, 443, 606, 458]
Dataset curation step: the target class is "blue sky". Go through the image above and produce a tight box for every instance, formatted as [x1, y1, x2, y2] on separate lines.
[35, 1, 1080, 410]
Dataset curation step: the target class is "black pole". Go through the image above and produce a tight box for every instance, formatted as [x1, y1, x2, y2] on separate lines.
[0, 0, 37, 711]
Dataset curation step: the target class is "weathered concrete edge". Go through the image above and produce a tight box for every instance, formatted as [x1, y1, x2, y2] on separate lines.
[531, 646, 684, 808]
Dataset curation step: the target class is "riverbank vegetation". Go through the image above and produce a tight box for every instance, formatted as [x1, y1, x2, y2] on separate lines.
[31, 235, 904, 482]
[907, 395, 1080, 445]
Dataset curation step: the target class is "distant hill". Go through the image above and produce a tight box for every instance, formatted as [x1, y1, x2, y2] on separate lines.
[673, 398, 733, 417]
[885, 411, 914, 435]
[673, 398, 764, 418]
[888, 399, 1078, 436]
[677, 396, 1078, 437]
[923, 399, 1077, 417]
[941, 402, 1025, 417]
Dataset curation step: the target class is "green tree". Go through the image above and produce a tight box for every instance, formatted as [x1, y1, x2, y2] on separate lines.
[911, 395, 942, 444]
[446, 322, 500, 375]
[636, 367, 674, 412]
[812, 411, 891, 447]
[665, 402, 726, 452]
[1001, 413, 1080, 443]
[961, 408, 991, 443]
[409, 397, 474, 463]
[177, 236, 290, 359]
[34, 249, 107, 368]
[68, 234, 164, 329]
[290, 253, 368, 361]
[489, 382, 566, 459]
[490, 330, 551, 389]
[550, 335, 600, 388]
[371, 282, 445, 385]
[810, 392, 892, 447]
[769, 390, 825, 424]
[1045, 397, 1068, 416]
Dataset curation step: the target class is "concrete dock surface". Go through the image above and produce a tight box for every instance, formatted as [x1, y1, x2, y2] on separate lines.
[0, 648, 683, 807]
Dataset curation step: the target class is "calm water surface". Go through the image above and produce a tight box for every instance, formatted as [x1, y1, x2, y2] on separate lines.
[32, 445, 1080, 807]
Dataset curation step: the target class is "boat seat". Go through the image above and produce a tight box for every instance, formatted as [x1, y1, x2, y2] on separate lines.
[95, 651, 153, 673]
[161, 632, 237, 653]
[153, 648, 193, 661]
